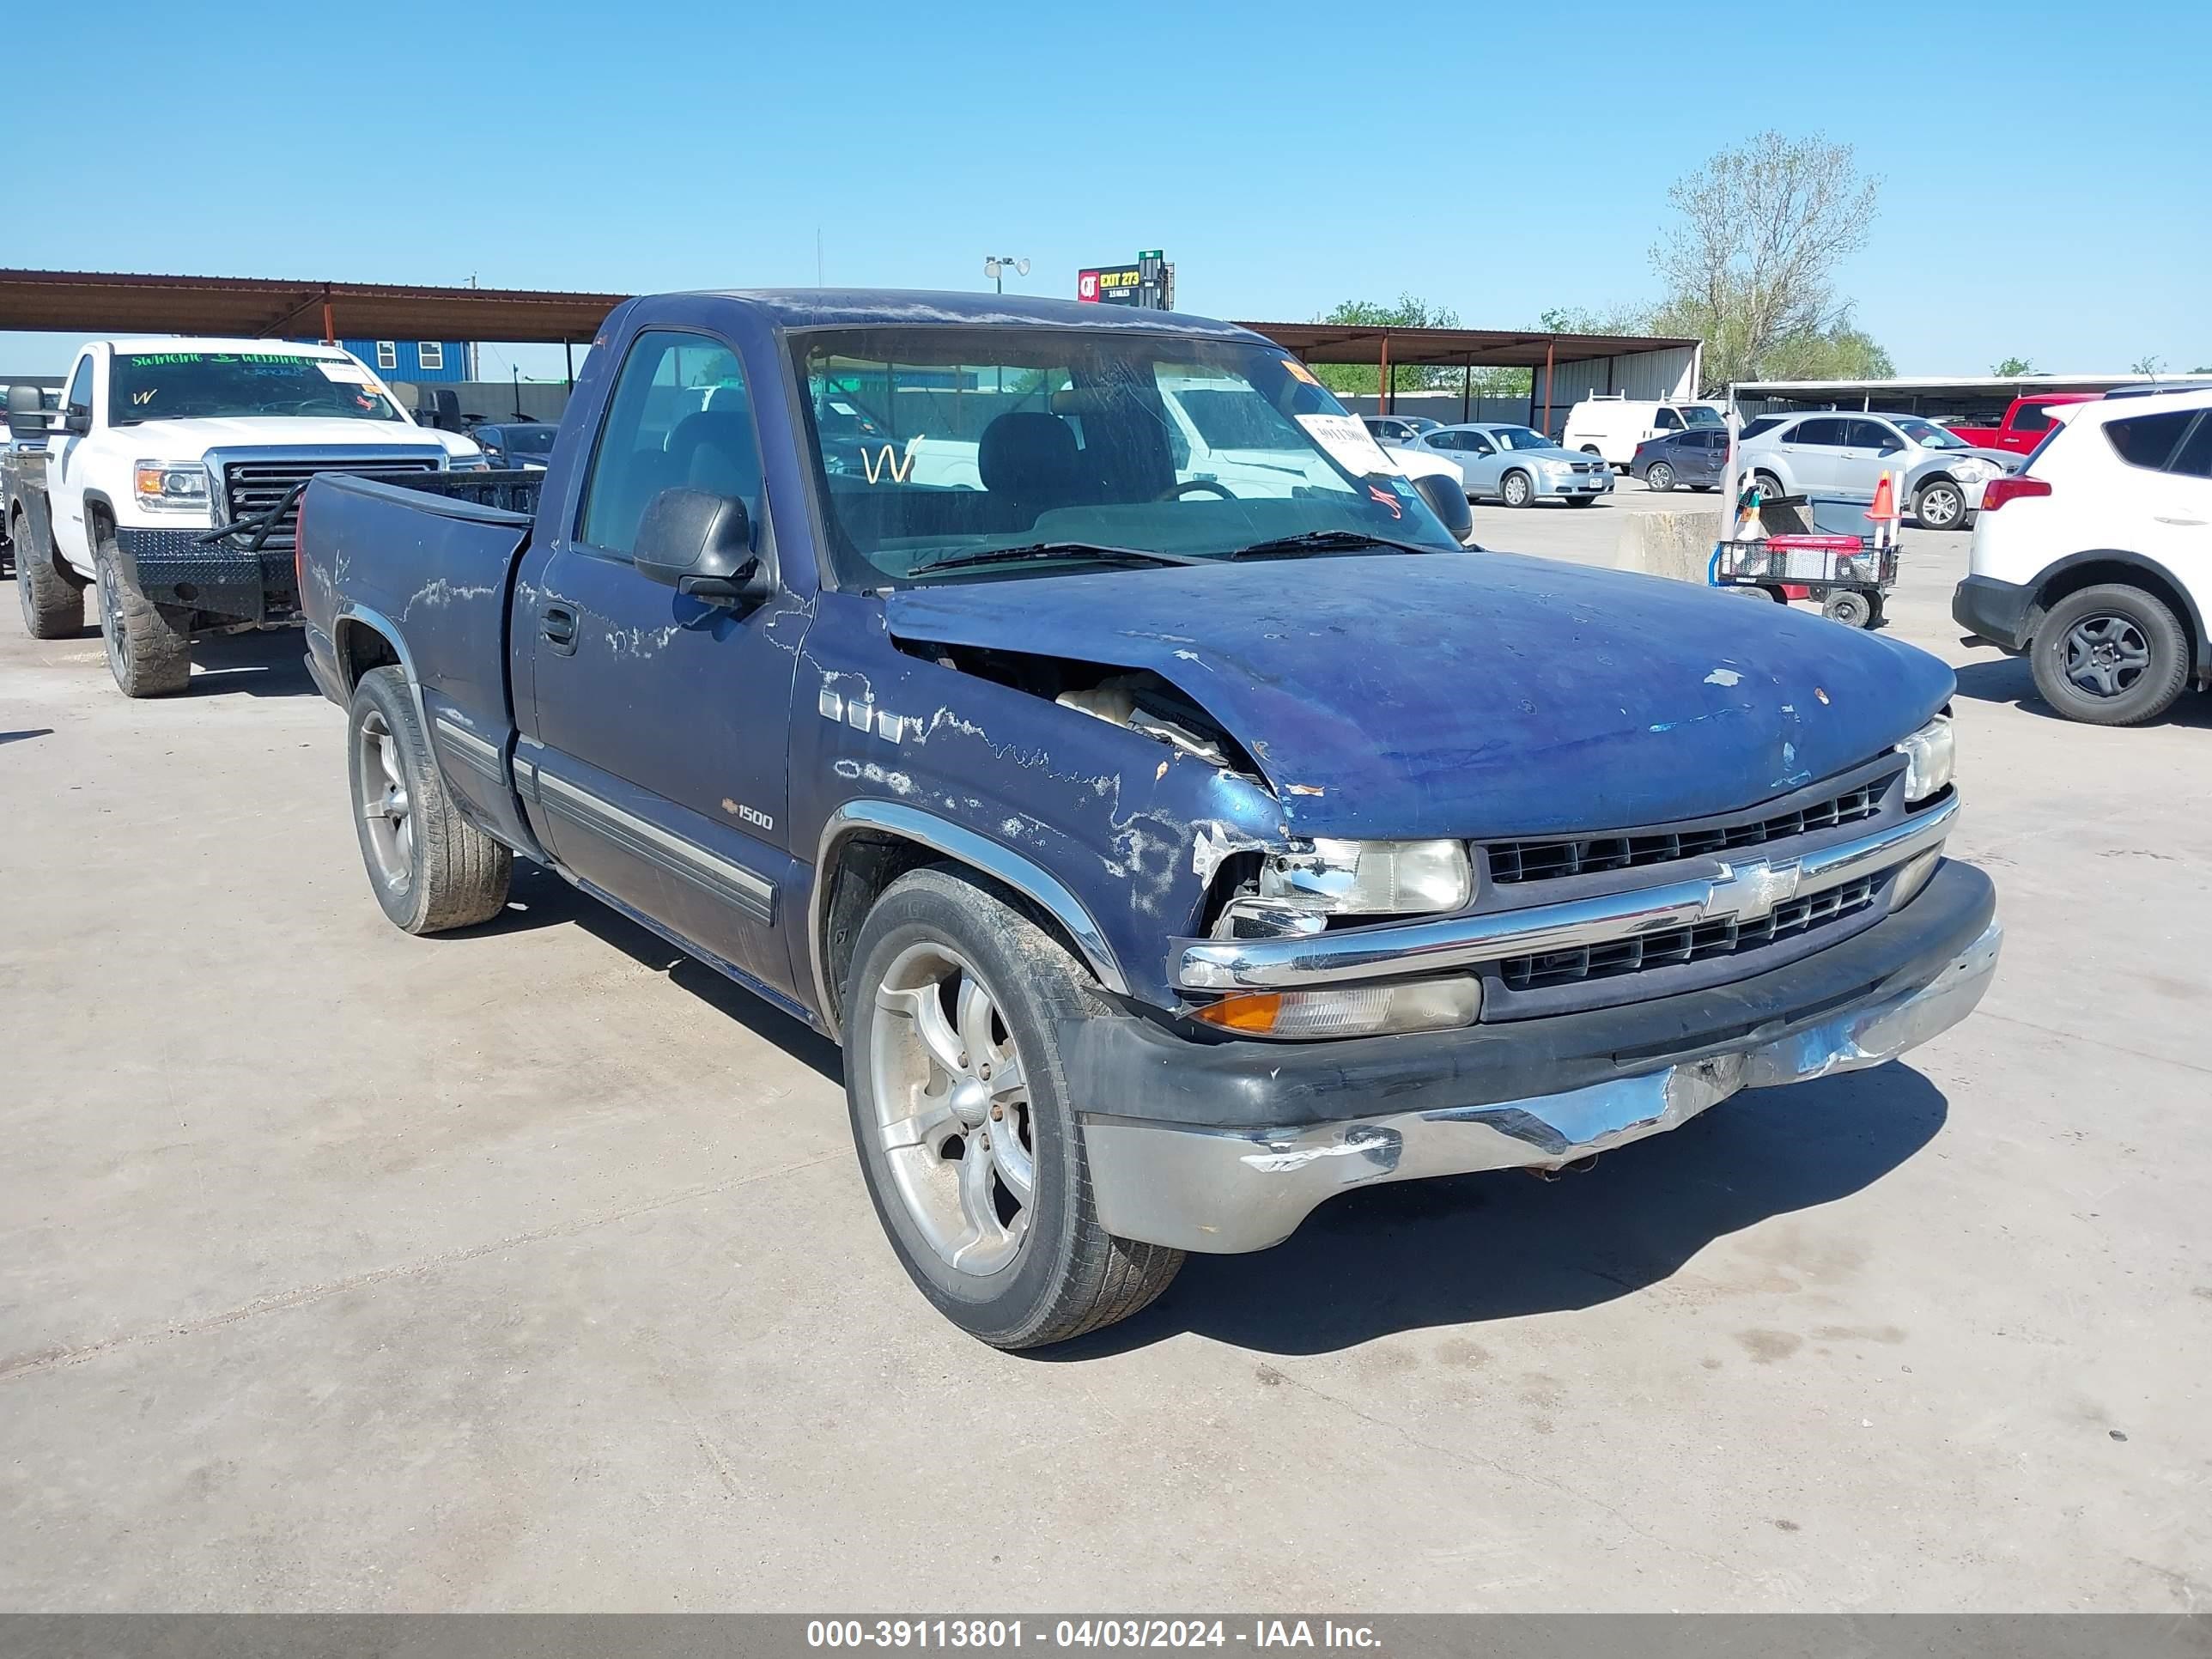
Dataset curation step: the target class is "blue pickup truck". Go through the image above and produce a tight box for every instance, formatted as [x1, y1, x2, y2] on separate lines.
[296, 289, 1999, 1349]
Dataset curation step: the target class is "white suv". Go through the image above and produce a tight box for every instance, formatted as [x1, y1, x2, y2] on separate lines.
[1954, 386, 2212, 725]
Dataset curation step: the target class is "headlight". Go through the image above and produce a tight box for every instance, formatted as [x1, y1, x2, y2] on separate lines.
[1895, 714, 1954, 803]
[133, 461, 210, 514]
[1540, 459, 1572, 475]
[1951, 458, 1998, 482]
[1259, 838, 1474, 915]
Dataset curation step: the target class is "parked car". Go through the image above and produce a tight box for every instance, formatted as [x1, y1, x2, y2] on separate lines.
[1563, 394, 1726, 467]
[1954, 384, 2212, 726]
[1628, 428, 1729, 491]
[295, 288, 1996, 1350]
[471, 422, 560, 470]
[1407, 422, 1613, 507]
[1362, 414, 1441, 446]
[4, 340, 486, 696]
[1942, 393, 2100, 455]
[1739, 412, 2012, 530]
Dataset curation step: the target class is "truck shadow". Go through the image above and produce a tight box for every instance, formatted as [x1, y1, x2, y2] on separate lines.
[1952, 656, 2212, 728]
[186, 631, 319, 698]
[1050, 1066, 1948, 1358]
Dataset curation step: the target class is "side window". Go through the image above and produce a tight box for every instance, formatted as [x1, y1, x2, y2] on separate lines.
[64, 356, 94, 416]
[2010, 403, 2053, 434]
[1653, 407, 1683, 431]
[1793, 417, 1848, 447]
[418, 342, 445, 372]
[2106, 410, 2195, 471]
[1466, 432, 1497, 456]
[1850, 420, 1905, 454]
[579, 330, 763, 558]
[2166, 414, 2212, 479]
[374, 341, 399, 371]
[1425, 431, 1459, 452]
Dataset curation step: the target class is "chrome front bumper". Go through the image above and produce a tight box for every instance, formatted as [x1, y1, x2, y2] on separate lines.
[1085, 919, 2000, 1254]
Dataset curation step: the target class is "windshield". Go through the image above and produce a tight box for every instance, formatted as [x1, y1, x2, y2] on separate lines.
[793, 326, 1459, 585]
[501, 425, 557, 454]
[1892, 416, 1967, 449]
[107, 351, 404, 425]
[1489, 426, 1554, 451]
[1681, 405, 1726, 428]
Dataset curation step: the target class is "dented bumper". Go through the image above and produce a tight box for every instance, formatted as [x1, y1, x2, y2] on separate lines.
[1075, 860, 1996, 1253]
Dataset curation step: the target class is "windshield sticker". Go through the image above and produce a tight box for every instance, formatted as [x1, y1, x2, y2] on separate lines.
[316, 361, 376, 385]
[1280, 357, 1322, 386]
[860, 441, 919, 484]
[1297, 413, 1395, 477]
[1365, 483, 1404, 519]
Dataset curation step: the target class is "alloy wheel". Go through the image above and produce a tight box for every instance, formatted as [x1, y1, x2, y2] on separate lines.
[867, 943, 1036, 1277]
[2063, 615, 2150, 699]
[355, 708, 416, 893]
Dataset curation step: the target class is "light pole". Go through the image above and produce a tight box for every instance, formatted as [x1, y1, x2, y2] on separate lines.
[983, 255, 1030, 295]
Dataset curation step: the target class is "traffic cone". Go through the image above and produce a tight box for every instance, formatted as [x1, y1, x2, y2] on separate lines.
[1867, 471, 1899, 548]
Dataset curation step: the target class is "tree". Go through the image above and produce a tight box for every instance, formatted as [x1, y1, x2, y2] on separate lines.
[1758, 319, 1897, 381]
[2131, 355, 2166, 379]
[1992, 356, 2036, 377]
[1305, 295, 1469, 397]
[1539, 304, 1653, 337]
[1650, 131, 1881, 389]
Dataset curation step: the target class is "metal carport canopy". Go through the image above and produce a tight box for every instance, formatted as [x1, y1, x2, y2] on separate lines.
[0, 268, 623, 344]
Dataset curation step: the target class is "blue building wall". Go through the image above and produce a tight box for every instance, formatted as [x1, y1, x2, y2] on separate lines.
[338, 338, 474, 385]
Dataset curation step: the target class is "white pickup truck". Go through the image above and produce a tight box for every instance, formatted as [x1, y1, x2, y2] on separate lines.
[4, 338, 486, 696]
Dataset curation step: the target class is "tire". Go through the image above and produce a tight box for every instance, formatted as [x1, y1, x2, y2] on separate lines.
[1647, 462, 1676, 491]
[1915, 478, 1966, 531]
[93, 530, 191, 696]
[1500, 470, 1534, 508]
[1578, 446, 1602, 459]
[1821, 589, 1874, 629]
[13, 508, 85, 640]
[346, 665, 513, 933]
[843, 866, 1184, 1350]
[2029, 583, 2191, 726]
[1753, 471, 1786, 500]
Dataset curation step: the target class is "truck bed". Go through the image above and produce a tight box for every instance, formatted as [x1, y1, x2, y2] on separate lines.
[298, 469, 544, 850]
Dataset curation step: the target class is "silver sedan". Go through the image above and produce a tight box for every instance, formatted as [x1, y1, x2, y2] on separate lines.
[1404, 422, 1613, 507]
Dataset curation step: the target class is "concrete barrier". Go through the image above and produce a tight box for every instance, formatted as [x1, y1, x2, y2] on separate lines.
[1614, 508, 1722, 584]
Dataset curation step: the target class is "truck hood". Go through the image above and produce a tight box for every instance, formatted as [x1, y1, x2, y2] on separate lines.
[885, 553, 1954, 840]
[118, 416, 469, 458]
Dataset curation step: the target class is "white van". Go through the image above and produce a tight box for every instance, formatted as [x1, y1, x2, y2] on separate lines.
[1563, 393, 1727, 468]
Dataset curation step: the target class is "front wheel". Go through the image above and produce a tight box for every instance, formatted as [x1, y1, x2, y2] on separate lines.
[1500, 470, 1534, 507]
[1915, 478, 1966, 531]
[2029, 583, 2191, 726]
[347, 666, 513, 932]
[1646, 462, 1675, 491]
[94, 532, 190, 696]
[844, 866, 1184, 1349]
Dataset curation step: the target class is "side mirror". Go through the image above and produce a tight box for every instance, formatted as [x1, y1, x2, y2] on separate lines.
[1409, 471, 1474, 545]
[63, 408, 93, 436]
[634, 486, 775, 607]
[5, 385, 47, 440]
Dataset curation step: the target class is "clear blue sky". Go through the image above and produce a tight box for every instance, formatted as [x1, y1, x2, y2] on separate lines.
[5, 0, 2206, 380]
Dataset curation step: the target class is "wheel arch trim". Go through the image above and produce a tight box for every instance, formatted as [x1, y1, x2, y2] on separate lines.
[808, 799, 1130, 1040]
[2027, 549, 2210, 664]
[331, 602, 434, 744]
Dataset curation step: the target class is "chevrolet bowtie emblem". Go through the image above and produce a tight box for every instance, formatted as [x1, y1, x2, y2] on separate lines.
[1708, 857, 1802, 924]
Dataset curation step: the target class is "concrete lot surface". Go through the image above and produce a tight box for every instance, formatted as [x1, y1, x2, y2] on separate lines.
[3, 486, 2208, 1611]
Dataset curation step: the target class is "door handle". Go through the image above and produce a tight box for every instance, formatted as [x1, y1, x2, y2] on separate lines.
[541, 603, 579, 655]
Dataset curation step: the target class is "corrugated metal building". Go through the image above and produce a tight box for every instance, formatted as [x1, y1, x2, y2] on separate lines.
[339, 337, 476, 384]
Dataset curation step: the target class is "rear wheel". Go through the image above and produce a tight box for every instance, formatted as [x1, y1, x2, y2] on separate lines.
[2030, 583, 2190, 726]
[347, 665, 513, 932]
[94, 531, 190, 696]
[1500, 470, 1534, 507]
[13, 508, 86, 639]
[1915, 478, 1966, 530]
[844, 866, 1184, 1350]
[1647, 461, 1676, 491]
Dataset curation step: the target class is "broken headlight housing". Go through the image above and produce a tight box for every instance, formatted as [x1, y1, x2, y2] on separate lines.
[1895, 714, 1954, 804]
[1259, 837, 1474, 916]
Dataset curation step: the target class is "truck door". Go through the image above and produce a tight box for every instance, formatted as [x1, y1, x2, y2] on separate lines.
[520, 327, 811, 1002]
[46, 354, 97, 566]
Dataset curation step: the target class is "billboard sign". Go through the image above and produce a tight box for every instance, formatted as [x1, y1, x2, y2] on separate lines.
[1078, 252, 1173, 310]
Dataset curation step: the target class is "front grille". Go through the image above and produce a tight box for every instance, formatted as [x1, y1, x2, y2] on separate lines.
[221, 459, 441, 549]
[1499, 877, 1879, 991]
[1486, 779, 1885, 885]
